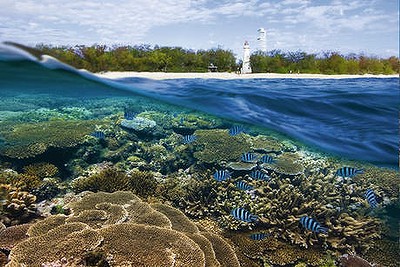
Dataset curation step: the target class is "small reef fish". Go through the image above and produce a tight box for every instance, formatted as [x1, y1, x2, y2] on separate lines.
[183, 135, 197, 144]
[213, 170, 231, 181]
[365, 189, 378, 208]
[241, 152, 257, 163]
[335, 167, 364, 177]
[124, 110, 135, 120]
[231, 207, 258, 222]
[235, 180, 253, 191]
[229, 125, 246, 136]
[250, 170, 270, 181]
[299, 216, 328, 234]
[260, 154, 274, 164]
[249, 233, 269, 240]
[91, 131, 105, 139]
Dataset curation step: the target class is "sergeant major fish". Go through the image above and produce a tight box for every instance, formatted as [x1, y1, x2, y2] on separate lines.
[365, 188, 378, 208]
[260, 154, 274, 164]
[335, 167, 364, 178]
[231, 207, 258, 222]
[91, 131, 105, 139]
[250, 170, 270, 181]
[229, 125, 245, 136]
[183, 135, 197, 144]
[213, 170, 231, 182]
[299, 216, 328, 234]
[241, 152, 257, 163]
[249, 233, 269, 240]
[235, 180, 253, 191]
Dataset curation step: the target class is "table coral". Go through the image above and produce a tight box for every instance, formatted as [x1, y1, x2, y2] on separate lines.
[6, 191, 242, 267]
[0, 120, 100, 158]
[193, 129, 252, 164]
[0, 224, 30, 251]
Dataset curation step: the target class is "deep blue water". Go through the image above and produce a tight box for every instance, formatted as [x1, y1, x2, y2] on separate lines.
[0, 42, 398, 168]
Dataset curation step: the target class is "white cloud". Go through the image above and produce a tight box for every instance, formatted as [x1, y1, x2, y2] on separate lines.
[0, 0, 397, 56]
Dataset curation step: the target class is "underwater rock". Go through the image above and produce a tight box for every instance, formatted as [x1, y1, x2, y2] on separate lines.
[339, 253, 374, 267]
[120, 117, 156, 132]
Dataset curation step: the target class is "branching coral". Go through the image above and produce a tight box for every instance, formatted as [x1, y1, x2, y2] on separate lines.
[71, 168, 157, 198]
[0, 185, 37, 226]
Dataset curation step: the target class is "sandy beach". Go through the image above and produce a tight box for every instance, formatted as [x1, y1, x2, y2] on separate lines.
[96, 71, 398, 80]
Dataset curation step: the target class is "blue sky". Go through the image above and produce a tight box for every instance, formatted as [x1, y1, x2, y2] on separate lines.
[0, 0, 398, 58]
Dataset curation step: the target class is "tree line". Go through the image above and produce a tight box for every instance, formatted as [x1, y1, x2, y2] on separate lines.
[34, 44, 399, 74]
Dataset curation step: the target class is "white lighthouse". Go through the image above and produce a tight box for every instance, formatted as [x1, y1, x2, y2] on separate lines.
[241, 41, 252, 74]
[257, 28, 267, 52]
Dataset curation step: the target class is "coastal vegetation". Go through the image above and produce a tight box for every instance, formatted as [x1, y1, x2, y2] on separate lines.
[33, 44, 399, 74]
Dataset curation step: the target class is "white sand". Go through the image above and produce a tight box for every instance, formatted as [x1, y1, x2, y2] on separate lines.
[96, 71, 398, 80]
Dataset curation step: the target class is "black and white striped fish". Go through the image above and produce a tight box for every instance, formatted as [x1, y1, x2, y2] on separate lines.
[299, 216, 328, 234]
[250, 170, 270, 181]
[241, 152, 257, 163]
[235, 180, 253, 191]
[249, 233, 269, 240]
[231, 208, 258, 222]
[260, 154, 274, 164]
[213, 170, 231, 182]
[183, 135, 197, 144]
[229, 125, 245, 136]
[91, 131, 105, 139]
[335, 167, 364, 177]
[365, 189, 378, 208]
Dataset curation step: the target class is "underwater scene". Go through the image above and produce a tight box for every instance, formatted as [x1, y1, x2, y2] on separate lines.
[0, 43, 399, 266]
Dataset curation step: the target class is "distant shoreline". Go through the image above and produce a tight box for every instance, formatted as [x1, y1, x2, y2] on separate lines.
[95, 71, 398, 80]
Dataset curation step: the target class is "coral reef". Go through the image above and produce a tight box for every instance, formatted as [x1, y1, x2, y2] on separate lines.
[0, 120, 100, 158]
[71, 168, 157, 198]
[193, 129, 252, 164]
[339, 253, 374, 267]
[5, 191, 241, 267]
[0, 223, 30, 251]
[362, 239, 400, 267]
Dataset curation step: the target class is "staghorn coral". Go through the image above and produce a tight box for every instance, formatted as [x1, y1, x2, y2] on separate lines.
[22, 163, 59, 179]
[0, 120, 100, 158]
[71, 168, 157, 198]
[193, 129, 252, 164]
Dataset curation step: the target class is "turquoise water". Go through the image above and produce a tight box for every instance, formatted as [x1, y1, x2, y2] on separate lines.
[1, 42, 398, 168]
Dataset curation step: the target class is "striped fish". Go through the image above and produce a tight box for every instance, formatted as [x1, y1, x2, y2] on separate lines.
[249, 233, 269, 240]
[91, 131, 105, 139]
[299, 216, 328, 234]
[365, 189, 378, 208]
[124, 109, 135, 120]
[250, 170, 270, 181]
[183, 135, 197, 144]
[241, 152, 257, 163]
[229, 125, 245, 136]
[213, 170, 231, 182]
[335, 167, 364, 177]
[260, 154, 274, 164]
[231, 208, 258, 222]
[235, 180, 253, 191]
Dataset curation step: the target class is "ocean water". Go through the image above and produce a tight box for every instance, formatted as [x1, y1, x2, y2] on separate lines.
[1, 42, 400, 266]
[0, 42, 398, 168]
